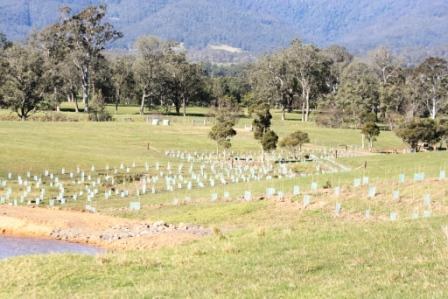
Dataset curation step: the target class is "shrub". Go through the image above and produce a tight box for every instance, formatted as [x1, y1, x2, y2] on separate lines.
[396, 118, 443, 152]
[279, 131, 310, 157]
[88, 91, 113, 122]
[361, 121, 380, 151]
[0, 111, 83, 122]
[30, 112, 80, 122]
[261, 130, 279, 152]
[89, 110, 112, 122]
[0, 113, 20, 121]
[315, 111, 343, 128]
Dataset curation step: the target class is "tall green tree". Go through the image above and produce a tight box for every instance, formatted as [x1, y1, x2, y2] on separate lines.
[59, 56, 82, 112]
[133, 36, 172, 115]
[165, 52, 205, 116]
[62, 5, 122, 112]
[261, 130, 279, 153]
[334, 62, 380, 127]
[285, 40, 332, 122]
[209, 76, 249, 104]
[361, 121, 380, 151]
[0, 45, 46, 120]
[0, 32, 11, 106]
[414, 57, 448, 119]
[378, 69, 410, 129]
[368, 47, 409, 128]
[369, 47, 401, 86]
[30, 21, 68, 112]
[322, 45, 353, 94]
[110, 55, 135, 111]
[252, 101, 272, 140]
[209, 96, 238, 154]
[249, 53, 297, 121]
[251, 101, 278, 157]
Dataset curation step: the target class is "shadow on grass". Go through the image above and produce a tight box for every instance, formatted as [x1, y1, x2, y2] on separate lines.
[60, 107, 81, 113]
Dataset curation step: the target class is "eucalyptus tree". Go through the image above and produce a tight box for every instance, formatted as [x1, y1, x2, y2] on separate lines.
[314, 45, 353, 127]
[29, 22, 68, 112]
[272, 52, 299, 121]
[0, 32, 11, 106]
[369, 47, 402, 85]
[368, 47, 408, 126]
[378, 68, 410, 129]
[62, 5, 122, 112]
[247, 40, 333, 122]
[322, 45, 353, 94]
[414, 57, 448, 119]
[248, 53, 297, 121]
[0, 45, 47, 120]
[209, 76, 249, 105]
[133, 36, 172, 115]
[247, 55, 278, 106]
[110, 55, 135, 111]
[92, 56, 116, 104]
[284, 40, 332, 122]
[59, 58, 82, 112]
[334, 61, 380, 127]
[165, 51, 205, 116]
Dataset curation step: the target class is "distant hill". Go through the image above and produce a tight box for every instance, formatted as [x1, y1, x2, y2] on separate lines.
[1, 0, 447, 62]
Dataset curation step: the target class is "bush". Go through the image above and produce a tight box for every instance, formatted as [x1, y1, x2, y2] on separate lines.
[279, 130, 310, 156]
[0, 111, 83, 122]
[0, 113, 20, 121]
[361, 121, 380, 151]
[30, 112, 81, 122]
[261, 130, 279, 152]
[395, 118, 444, 152]
[88, 110, 112, 122]
[88, 91, 113, 122]
[315, 111, 343, 128]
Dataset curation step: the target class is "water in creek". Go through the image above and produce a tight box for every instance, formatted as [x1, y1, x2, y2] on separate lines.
[0, 236, 103, 259]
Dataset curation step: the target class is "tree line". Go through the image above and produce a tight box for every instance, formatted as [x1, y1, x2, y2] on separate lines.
[0, 5, 447, 152]
[250, 41, 448, 127]
[0, 5, 216, 120]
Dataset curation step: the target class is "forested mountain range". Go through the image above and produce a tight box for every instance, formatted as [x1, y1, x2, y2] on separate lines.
[1, 0, 447, 62]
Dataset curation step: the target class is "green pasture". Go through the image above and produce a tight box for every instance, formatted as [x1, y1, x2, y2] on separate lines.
[1, 105, 448, 298]
[1, 215, 448, 298]
[0, 105, 405, 174]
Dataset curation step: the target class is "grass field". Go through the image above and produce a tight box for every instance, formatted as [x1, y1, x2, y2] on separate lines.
[0, 105, 405, 174]
[1, 105, 448, 298]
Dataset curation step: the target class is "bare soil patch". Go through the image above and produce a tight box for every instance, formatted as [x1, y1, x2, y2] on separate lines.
[0, 206, 209, 250]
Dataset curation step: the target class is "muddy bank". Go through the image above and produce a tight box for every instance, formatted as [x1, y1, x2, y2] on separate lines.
[0, 206, 210, 250]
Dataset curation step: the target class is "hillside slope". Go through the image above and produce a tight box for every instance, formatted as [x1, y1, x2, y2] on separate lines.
[0, 0, 447, 58]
